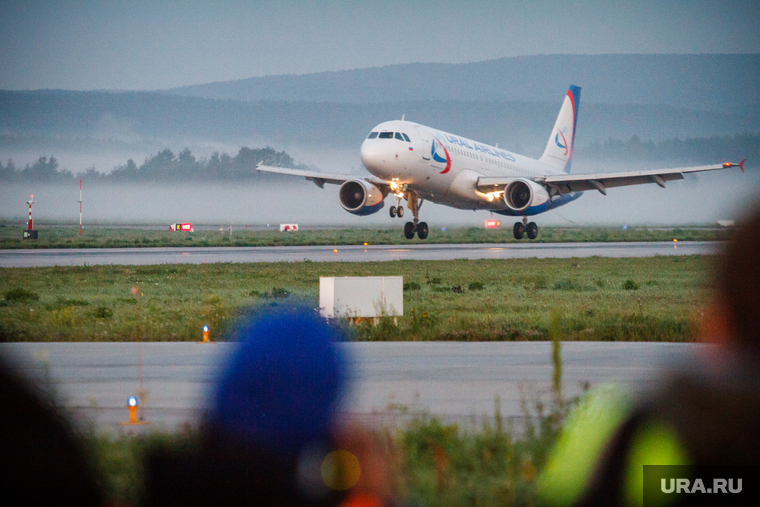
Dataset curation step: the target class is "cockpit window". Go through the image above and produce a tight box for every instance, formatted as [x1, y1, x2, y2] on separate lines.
[378, 132, 394, 139]
[394, 132, 404, 141]
[367, 132, 378, 139]
[401, 133, 411, 142]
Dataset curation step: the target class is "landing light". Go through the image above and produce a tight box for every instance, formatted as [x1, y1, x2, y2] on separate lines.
[723, 162, 731, 168]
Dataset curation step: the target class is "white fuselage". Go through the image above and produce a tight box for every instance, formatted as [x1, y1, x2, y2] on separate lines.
[360, 120, 567, 211]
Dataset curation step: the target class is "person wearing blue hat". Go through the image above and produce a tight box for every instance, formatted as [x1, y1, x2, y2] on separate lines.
[145, 305, 353, 506]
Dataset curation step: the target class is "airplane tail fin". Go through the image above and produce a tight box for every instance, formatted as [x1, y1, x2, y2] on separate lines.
[539, 85, 581, 173]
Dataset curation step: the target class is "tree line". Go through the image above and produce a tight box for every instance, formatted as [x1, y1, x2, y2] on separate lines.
[0, 146, 300, 182]
[578, 132, 758, 164]
[1, 133, 756, 182]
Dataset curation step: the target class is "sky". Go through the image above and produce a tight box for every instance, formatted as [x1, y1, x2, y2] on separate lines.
[2, 0, 759, 91]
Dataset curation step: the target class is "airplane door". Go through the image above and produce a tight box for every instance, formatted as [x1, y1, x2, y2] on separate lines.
[414, 126, 432, 161]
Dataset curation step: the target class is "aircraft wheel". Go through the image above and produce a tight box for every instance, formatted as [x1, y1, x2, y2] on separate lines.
[404, 222, 415, 240]
[513, 222, 525, 240]
[390, 206, 397, 218]
[397, 206, 404, 218]
[417, 222, 429, 240]
[526, 222, 538, 240]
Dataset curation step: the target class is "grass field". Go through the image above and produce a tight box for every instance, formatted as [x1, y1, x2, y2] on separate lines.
[0, 224, 729, 249]
[0, 256, 714, 342]
[85, 401, 567, 506]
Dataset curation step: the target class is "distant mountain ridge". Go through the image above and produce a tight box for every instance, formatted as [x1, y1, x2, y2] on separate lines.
[2, 90, 758, 153]
[164, 54, 760, 113]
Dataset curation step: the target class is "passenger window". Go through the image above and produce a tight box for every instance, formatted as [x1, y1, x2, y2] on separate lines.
[395, 132, 404, 141]
[378, 132, 393, 139]
[402, 133, 410, 142]
[367, 132, 378, 139]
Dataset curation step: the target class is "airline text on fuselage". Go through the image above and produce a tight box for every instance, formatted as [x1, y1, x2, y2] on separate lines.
[440, 133, 517, 162]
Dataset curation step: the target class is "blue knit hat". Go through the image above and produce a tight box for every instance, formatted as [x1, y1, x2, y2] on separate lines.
[211, 307, 346, 457]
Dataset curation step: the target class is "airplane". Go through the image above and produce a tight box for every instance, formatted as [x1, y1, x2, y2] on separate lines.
[257, 85, 745, 240]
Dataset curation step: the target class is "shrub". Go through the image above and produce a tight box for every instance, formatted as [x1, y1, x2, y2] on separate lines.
[468, 281, 485, 291]
[553, 280, 583, 291]
[404, 282, 421, 292]
[93, 306, 114, 318]
[4, 287, 40, 303]
[622, 280, 639, 290]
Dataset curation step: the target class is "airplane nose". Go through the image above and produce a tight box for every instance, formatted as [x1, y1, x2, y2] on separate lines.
[360, 140, 384, 171]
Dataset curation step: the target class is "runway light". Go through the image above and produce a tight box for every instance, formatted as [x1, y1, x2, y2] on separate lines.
[202, 325, 210, 343]
[673, 239, 678, 242]
[364, 242, 367, 253]
[334, 249, 338, 255]
[127, 396, 138, 423]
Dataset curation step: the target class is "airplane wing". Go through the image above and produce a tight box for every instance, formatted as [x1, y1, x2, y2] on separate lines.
[257, 165, 390, 190]
[477, 160, 745, 196]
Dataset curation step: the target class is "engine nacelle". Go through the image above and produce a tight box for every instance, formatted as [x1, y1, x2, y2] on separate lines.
[339, 180, 386, 216]
[503, 179, 550, 212]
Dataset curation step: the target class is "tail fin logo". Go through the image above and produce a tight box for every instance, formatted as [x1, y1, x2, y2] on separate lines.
[554, 127, 569, 156]
[431, 135, 452, 174]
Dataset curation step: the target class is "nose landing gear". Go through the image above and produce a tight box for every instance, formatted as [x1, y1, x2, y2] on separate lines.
[389, 198, 404, 218]
[513, 216, 538, 240]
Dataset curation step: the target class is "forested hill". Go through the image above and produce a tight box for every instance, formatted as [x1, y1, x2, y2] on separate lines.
[164, 54, 760, 113]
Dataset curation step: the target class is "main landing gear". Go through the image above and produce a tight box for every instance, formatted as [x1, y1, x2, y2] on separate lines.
[513, 216, 538, 240]
[392, 190, 428, 240]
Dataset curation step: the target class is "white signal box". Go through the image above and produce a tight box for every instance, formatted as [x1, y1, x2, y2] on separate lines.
[319, 276, 403, 318]
[280, 224, 299, 231]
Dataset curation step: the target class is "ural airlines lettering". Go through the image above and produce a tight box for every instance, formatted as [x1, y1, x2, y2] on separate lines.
[442, 134, 517, 162]
[256, 84, 743, 241]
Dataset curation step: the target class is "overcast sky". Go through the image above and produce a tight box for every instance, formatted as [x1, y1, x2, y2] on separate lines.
[2, 0, 759, 91]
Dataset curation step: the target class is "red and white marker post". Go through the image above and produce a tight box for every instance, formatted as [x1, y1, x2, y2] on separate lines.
[27, 194, 35, 230]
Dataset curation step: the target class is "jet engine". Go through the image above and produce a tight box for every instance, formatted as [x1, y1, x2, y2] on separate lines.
[503, 179, 550, 212]
[339, 180, 386, 216]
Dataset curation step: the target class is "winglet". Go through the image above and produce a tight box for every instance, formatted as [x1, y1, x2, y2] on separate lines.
[724, 159, 746, 173]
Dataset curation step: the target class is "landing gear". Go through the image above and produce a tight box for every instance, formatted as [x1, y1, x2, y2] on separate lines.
[389, 202, 405, 218]
[417, 222, 429, 239]
[513, 222, 525, 240]
[404, 221, 415, 239]
[390, 206, 397, 218]
[526, 222, 538, 240]
[401, 190, 427, 239]
[513, 217, 539, 240]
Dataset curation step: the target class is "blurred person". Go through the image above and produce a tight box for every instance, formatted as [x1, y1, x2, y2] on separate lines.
[0, 357, 103, 506]
[539, 204, 760, 506]
[144, 305, 398, 507]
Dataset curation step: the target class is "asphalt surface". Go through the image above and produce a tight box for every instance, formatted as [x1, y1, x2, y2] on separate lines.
[0, 241, 720, 267]
[0, 341, 702, 431]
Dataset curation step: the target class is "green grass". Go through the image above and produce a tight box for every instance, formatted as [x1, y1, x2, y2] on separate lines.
[0, 224, 729, 249]
[0, 256, 714, 342]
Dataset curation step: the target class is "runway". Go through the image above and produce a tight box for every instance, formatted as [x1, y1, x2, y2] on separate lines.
[0, 241, 720, 267]
[0, 341, 702, 431]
